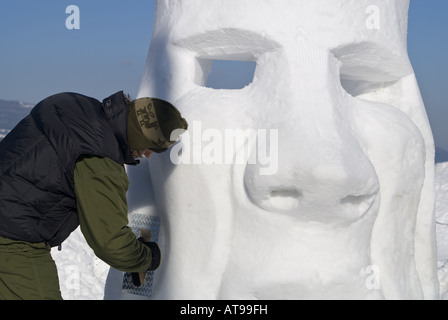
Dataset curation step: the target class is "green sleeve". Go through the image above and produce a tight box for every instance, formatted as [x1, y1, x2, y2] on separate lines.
[74, 156, 152, 273]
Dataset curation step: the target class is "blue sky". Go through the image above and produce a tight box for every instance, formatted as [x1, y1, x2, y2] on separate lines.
[0, 0, 447, 150]
[0, 0, 155, 103]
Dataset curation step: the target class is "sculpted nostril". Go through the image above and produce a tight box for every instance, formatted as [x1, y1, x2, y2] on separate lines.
[270, 189, 303, 200]
[339, 193, 378, 220]
[340, 194, 375, 206]
[257, 188, 303, 212]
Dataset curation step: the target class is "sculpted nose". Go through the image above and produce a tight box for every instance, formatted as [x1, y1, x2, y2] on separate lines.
[243, 138, 379, 222]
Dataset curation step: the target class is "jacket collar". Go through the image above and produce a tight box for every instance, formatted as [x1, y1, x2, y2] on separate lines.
[102, 91, 139, 166]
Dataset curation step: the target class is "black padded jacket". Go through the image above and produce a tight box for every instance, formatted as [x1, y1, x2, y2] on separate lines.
[0, 91, 138, 247]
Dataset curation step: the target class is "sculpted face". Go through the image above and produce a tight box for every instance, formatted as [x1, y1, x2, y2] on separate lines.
[128, 0, 438, 299]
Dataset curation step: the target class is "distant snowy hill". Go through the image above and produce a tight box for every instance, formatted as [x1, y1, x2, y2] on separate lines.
[0, 99, 33, 140]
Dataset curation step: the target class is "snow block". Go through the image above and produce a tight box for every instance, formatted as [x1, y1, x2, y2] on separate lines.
[129, 0, 439, 299]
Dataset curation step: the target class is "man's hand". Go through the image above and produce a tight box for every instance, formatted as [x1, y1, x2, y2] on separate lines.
[131, 229, 161, 287]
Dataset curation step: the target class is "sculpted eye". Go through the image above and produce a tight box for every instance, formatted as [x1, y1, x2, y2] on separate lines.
[203, 59, 257, 90]
[176, 28, 280, 90]
[332, 42, 413, 102]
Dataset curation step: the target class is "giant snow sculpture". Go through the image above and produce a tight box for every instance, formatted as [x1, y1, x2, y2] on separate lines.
[123, 0, 439, 299]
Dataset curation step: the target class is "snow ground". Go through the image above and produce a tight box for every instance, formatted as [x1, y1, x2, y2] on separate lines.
[51, 162, 448, 300]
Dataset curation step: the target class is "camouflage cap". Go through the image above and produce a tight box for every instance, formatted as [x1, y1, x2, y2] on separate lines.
[128, 98, 188, 153]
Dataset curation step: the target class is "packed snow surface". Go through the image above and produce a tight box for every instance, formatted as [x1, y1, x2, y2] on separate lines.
[51, 162, 448, 299]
